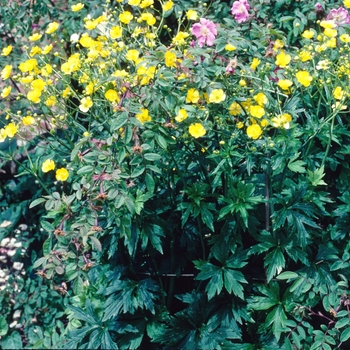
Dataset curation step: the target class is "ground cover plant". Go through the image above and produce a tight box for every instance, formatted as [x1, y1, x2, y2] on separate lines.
[2, 0, 350, 348]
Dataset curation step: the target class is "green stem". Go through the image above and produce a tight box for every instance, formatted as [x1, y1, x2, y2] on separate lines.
[321, 115, 335, 168]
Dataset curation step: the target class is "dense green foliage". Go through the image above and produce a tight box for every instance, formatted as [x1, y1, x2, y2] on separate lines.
[2, 0, 350, 349]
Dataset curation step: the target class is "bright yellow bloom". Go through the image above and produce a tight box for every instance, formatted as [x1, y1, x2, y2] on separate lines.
[260, 119, 269, 127]
[20, 76, 34, 84]
[302, 30, 314, 39]
[71, 3, 84, 11]
[254, 92, 268, 106]
[110, 26, 122, 39]
[84, 19, 99, 30]
[165, 50, 177, 68]
[22, 116, 35, 126]
[272, 113, 292, 129]
[29, 33, 42, 41]
[4, 123, 17, 138]
[46, 96, 56, 107]
[273, 39, 284, 52]
[1, 45, 12, 56]
[18, 59, 37, 73]
[340, 34, 350, 43]
[250, 105, 265, 118]
[129, 0, 141, 5]
[298, 50, 312, 62]
[320, 20, 335, 29]
[175, 109, 188, 122]
[56, 168, 69, 181]
[85, 82, 94, 95]
[225, 44, 236, 51]
[126, 49, 140, 62]
[27, 90, 41, 103]
[209, 89, 226, 103]
[275, 50, 291, 68]
[172, 31, 189, 45]
[61, 53, 81, 74]
[105, 89, 119, 102]
[325, 38, 336, 48]
[29, 46, 42, 57]
[186, 10, 198, 20]
[246, 124, 262, 139]
[333, 87, 345, 100]
[229, 102, 242, 116]
[163, 0, 174, 11]
[324, 28, 337, 38]
[345, 0, 350, 8]
[31, 79, 46, 91]
[79, 97, 93, 112]
[136, 108, 152, 123]
[41, 64, 53, 77]
[250, 58, 260, 70]
[141, 13, 156, 26]
[119, 11, 133, 24]
[189, 123, 206, 138]
[277, 79, 293, 91]
[0, 128, 7, 142]
[236, 121, 244, 129]
[1, 65, 12, 80]
[46, 22, 59, 34]
[186, 88, 200, 103]
[140, 0, 153, 8]
[296, 71, 312, 87]
[1, 86, 11, 98]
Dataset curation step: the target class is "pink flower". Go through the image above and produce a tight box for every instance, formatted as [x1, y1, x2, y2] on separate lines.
[231, 0, 250, 23]
[326, 7, 350, 25]
[191, 18, 217, 47]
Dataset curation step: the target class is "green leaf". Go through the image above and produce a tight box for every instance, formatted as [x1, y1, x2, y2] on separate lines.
[29, 197, 46, 208]
[77, 165, 94, 175]
[90, 236, 102, 252]
[335, 318, 350, 329]
[288, 160, 306, 173]
[41, 220, 54, 232]
[73, 276, 84, 295]
[1, 331, 23, 349]
[144, 153, 162, 161]
[42, 237, 52, 256]
[308, 165, 327, 186]
[0, 316, 8, 336]
[340, 327, 350, 342]
[131, 165, 145, 178]
[276, 271, 298, 280]
[155, 134, 167, 149]
[145, 173, 155, 193]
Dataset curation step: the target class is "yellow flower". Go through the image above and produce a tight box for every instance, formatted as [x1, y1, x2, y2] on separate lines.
[62, 87, 71, 98]
[340, 34, 350, 43]
[126, 49, 140, 62]
[1, 86, 11, 98]
[129, 0, 141, 5]
[29, 46, 42, 57]
[18, 59, 37, 73]
[136, 108, 152, 123]
[79, 97, 93, 112]
[186, 88, 200, 103]
[324, 28, 337, 38]
[71, 3, 84, 11]
[4, 123, 18, 138]
[316, 59, 330, 70]
[45, 22, 59, 34]
[45, 96, 56, 107]
[61, 53, 81, 74]
[253, 92, 268, 106]
[273, 39, 284, 52]
[302, 30, 314, 39]
[1, 65, 12, 80]
[27, 90, 41, 104]
[298, 50, 312, 62]
[172, 31, 189, 45]
[105, 89, 119, 102]
[1, 45, 12, 56]
[85, 82, 94, 95]
[229, 102, 242, 116]
[260, 119, 269, 127]
[320, 20, 335, 29]
[275, 50, 291, 68]
[246, 124, 262, 139]
[225, 44, 236, 51]
[29, 33, 42, 41]
[333, 87, 345, 100]
[140, 0, 153, 8]
[239, 79, 247, 87]
[56, 168, 69, 181]
[209, 89, 226, 103]
[110, 26, 122, 39]
[345, 0, 350, 8]
[189, 123, 206, 138]
[236, 121, 244, 129]
[41, 64, 53, 77]
[277, 79, 293, 90]
[186, 10, 198, 20]
[250, 58, 260, 70]
[175, 108, 188, 122]
[250, 105, 265, 119]
[141, 13, 156, 26]
[31, 79, 46, 91]
[0, 128, 7, 142]
[165, 50, 177, 68]
[296, 71, 313, 87]
[22, 116, 35, 126]
[325, 38, 336, 48]
[163, 0, 173, 11]
[272, 113, 292, 129]
[119, 11, 133, 24]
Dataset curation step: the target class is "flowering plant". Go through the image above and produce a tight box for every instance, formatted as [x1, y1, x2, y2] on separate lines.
[2, 0, 350, 348]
